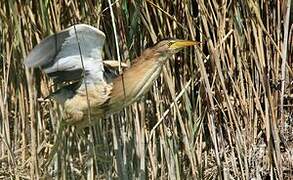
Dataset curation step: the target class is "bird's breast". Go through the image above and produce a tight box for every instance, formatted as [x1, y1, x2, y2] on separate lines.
[63, 82, 112, 122]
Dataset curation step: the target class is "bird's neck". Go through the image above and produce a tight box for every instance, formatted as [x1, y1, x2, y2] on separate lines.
[105, 48, 169, 113]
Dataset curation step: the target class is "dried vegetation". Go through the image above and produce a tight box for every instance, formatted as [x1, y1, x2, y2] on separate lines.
[0, 0, 292, 179]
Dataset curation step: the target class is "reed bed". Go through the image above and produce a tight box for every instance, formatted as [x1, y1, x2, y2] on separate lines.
[0, 0, 292, 179]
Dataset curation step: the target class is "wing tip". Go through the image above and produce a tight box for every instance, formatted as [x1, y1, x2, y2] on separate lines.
[23, 52, 41, 68]
[23, 56, 34, 68]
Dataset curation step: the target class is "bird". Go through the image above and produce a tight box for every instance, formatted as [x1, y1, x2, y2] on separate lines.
[24, 24, 198, 127]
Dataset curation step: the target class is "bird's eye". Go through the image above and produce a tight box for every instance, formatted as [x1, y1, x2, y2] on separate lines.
[168, 41, 174, 47]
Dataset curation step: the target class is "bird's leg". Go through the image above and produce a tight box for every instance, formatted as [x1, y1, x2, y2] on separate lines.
[62, 110, 84, 124]
[43, 109, 86, 168]
[43, 119, 67, 168]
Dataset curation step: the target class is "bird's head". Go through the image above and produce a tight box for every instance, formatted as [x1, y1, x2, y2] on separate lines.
[152, 39, 198, 58]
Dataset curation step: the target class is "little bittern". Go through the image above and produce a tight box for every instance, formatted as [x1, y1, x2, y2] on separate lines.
[25, 24, 197, 126]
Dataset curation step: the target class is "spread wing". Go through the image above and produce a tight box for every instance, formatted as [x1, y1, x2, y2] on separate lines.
[24, 24, 113, 104]
[24, 24, 106, 89]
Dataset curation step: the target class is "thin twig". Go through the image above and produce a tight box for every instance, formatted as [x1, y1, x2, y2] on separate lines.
[149, 78, 193, 140]
[280, 0, 291, 127]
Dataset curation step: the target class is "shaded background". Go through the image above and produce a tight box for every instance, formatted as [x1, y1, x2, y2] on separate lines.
[0, 0, 292, 179]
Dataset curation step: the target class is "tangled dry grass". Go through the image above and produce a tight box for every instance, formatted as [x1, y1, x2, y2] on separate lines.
[0, 0, 292, 179]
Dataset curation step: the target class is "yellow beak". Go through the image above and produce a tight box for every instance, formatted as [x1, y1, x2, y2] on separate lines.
[169, 40, 199, 49]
